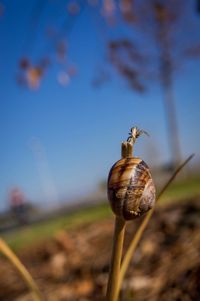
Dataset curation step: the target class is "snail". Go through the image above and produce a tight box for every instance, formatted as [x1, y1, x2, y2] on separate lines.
[107, 127, 156, 220]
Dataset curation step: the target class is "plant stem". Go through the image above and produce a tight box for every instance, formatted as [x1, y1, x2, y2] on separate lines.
[106, 141, 133, 301]
[117, 154, 194, 298]
[106, 216, 126, 301]
[0, 237, 44, 301]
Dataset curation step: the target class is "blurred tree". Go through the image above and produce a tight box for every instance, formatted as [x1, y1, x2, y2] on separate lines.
[16, 0, 200, 167]
[106, 0, 200, 169]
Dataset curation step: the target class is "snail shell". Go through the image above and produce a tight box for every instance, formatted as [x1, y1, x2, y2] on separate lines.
[107, 157, 156, 220]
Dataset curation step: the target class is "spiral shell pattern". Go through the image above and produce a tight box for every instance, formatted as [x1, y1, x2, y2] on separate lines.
[107, 157, 156, 220]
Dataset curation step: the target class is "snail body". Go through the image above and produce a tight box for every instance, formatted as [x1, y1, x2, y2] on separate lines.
[107, 157, 156, 220]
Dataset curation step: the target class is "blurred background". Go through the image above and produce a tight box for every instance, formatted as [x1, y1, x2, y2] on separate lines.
[0, 1, 200, 301]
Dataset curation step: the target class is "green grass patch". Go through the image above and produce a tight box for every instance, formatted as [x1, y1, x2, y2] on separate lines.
[2, 175, 200, 251]
[158, 175, 200, 205]
[2, 203, 112, 251]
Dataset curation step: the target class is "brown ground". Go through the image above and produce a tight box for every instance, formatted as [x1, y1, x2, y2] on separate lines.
[0, 198, 200, 301]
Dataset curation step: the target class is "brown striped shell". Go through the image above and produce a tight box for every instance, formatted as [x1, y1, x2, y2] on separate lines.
[107, 157, 156, 220]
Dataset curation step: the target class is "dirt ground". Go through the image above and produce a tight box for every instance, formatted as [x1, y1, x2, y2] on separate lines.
[0, 197, 200, 301]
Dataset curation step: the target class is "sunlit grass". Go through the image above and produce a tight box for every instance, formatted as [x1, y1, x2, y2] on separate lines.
[2, 203, 112, 251]
[2, 175, 200, 251]
[159, 175, 200, 204]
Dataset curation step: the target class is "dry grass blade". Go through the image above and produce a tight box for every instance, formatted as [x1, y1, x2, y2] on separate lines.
[116, 154, 195, 301]
[106, 217, 126, 301]
[0, 237, 44, 301]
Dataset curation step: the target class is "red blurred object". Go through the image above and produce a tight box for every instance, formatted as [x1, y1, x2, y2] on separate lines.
[10, 187, 25, 207]
[9, 187, 29, 224]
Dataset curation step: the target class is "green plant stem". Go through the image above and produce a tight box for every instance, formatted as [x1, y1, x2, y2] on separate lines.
[115, 154, 194, 301]
[106, 142, 133, 301]
[0, 237, 44, 301]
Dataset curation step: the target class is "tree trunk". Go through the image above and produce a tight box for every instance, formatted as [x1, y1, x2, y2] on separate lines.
[162, 80, 182, 169]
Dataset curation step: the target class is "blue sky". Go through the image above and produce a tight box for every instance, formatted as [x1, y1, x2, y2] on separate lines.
[0, 0, 200, 211]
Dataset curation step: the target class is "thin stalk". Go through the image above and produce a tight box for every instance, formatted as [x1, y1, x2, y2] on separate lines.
[106, 216, 126, 301]
[116, 154, 194, 300]
[106, 142, 133, 301]
[0, 238, 44, 301]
